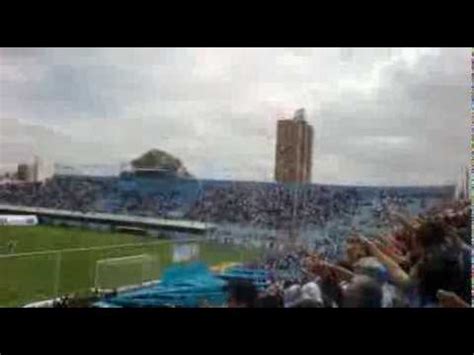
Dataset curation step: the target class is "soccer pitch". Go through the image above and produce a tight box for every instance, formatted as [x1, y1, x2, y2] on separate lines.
[0, 225, 259, 307]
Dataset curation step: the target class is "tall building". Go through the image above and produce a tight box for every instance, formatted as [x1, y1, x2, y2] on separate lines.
[274, 108, 314, 183]
[16, 157, 54, 183]
[17, 163, 34, 182]
[34, 156, 55, 182]
[454, 165, 470, 200]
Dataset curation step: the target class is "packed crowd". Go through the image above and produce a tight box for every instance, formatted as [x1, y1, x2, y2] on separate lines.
[0, 176, 427, 230]
[113, 191, 184, 217]
[227, 200, 471, 308]
[1, 173, 468, 308]
[0, 177, 184, 217]
[45, 197, 470, 308]
[185, 183, 420, 229]
[187, 183, 360, 227]
[0, 177, 114, 212]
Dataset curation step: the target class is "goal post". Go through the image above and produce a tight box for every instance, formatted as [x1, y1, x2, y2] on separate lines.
[94, 254, 159, 291]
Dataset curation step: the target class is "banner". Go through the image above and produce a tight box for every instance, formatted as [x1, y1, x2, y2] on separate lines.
[0, 215, 38, 226]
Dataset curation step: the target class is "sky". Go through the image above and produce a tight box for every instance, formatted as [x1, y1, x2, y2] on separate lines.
[0, 47, 470, 185]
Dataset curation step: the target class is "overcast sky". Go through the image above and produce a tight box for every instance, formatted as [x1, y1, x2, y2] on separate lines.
[0, 48, 470, 185]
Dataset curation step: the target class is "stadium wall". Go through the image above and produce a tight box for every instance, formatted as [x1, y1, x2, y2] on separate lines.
[0, 205, 214, 237]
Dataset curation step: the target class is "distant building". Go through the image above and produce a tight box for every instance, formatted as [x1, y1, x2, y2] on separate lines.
[454, 165, 470, 200]
[17, 163, 34, 182]
[274, 108, 314, 183]
[16, 157, 54, 183]
[34, 157, 55, 182]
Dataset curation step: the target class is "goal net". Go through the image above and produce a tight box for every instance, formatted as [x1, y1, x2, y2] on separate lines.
[94, 254, 159, 291]
[172, 243, 200, 263]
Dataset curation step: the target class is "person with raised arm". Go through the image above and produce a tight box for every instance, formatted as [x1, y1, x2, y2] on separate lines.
[304, 252, 355, 284]
[355, 234, 411, 289]
[437, 290, 470, 308]
[372, 238, 407, 267]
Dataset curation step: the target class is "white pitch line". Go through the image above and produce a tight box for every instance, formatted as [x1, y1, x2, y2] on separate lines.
[0, 238, 199, 259]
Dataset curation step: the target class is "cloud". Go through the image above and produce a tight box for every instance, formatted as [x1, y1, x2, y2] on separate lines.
[314, 48, 470, 185]
[0, 48, 469, 185]
[0, 118, 122, 173]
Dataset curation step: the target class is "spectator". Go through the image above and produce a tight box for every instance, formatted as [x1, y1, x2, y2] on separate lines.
[342, 275, 383, 308]
[414, 246, 469, 306]
[227, 279, 258, 308]
[255, 294, 284, 308]
[1, 173, 469, 308]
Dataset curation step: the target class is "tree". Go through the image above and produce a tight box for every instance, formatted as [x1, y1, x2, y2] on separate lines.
[130, 149, 192, 177]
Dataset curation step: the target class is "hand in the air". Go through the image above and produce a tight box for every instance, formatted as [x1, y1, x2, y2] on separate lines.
[437, 290, 469, 308]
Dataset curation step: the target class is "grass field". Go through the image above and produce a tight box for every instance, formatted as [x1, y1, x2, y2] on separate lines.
[0, 225, 259, 307]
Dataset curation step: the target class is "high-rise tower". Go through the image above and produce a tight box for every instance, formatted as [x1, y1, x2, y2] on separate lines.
[274, 108, 313, 183]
